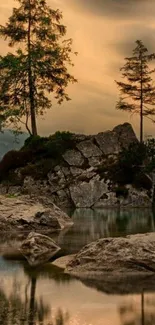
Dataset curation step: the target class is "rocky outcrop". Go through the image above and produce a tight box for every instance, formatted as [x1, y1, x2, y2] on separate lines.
[20, 232, 61, 266]
[63, 149, 84, 166]
[69, 179, 108, 208]
[0, 195, 72, 232]
[0, 123, 152, 208]
[76, 140, 102, 158]
[66, 233, 155, 277]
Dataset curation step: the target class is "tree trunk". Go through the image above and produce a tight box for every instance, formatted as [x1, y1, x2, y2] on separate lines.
[28, 277, 36, 325]
[28, 0, 37, 136]
[141, 291, 145, 325]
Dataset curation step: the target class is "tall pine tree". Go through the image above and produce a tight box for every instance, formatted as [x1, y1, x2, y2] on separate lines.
[0, 0, 77, 135]
[115, 40, 155, 142]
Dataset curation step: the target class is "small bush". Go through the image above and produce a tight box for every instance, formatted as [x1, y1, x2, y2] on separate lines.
[20, 158, 58, 180]
[106, 141, 147, 186]
[118, 142, 146, 169]
[22, 131, 75, 160]
[133, 172, 152, 190]
[115, 186, 129, 198]
[0, 150, 32, 180]
[23, 135, 48, 150]
[46, 131, 75, 158]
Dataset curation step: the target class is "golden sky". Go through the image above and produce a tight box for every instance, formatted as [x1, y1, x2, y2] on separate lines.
[1, 0, 155, 138]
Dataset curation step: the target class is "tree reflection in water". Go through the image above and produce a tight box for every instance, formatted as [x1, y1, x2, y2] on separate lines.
[0, 276, 50, 324]
[47, 309, 69, 325]
[0, 264, 70, 325]
[119, 291, 155, 325]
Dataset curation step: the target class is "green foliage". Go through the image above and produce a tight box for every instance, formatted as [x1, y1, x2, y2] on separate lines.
[145, 138, 155, 172]
[0, 149, 32, 180]
[115, 186, 129, 198]
[116, 40, 155, 142]
[106, 142, 147, 186]
[20, 158, 57, 180]
[23, 131, 74, 159]
[0, 0, 77, 135]
[133, 172, 152, 190]
[46, 131, 74, 157]
[23, 135, 48, 151]
[118, 142, 146, 169]
[0, 131, 75, 182]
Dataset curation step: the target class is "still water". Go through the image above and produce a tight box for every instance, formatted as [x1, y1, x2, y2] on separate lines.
[0, 208, 155, 325]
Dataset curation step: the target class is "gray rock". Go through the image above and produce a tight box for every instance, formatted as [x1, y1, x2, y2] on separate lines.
[72, 134, 90, 142]
[61, 167, 71, 177]
[70, 179, 108, 208]
[47, 171, 66, 193]
[93, 192, 118, 207]
[66, 232, 155, 277]
[20, 232, 61, 266]
[76, 140, 102, 158]
[22, 176, 50, 197]
[70, 167, 96, 181]
[76, 167, 96, 181]
[63, 149, 84, 166]
[113, 122, 138, 148]
[119, 188, 152, 207]
[56, 189, 71, 207]
[95, 131, 120, 155]
[88, 156, 103, 167]
[0, 195, 72, 232]
[70, 167, 84, 177]
[47, 172, 60, 193]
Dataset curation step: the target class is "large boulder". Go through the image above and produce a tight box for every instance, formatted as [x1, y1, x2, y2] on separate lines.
[0, 195, 72, 232]
[69, 179, 108, 208]
[20, 232, 61, 266]
[63, 149, 84, 166]
[76, 140, 102, 158]
[66, 233, 155, 276]
[95, 131, 120, 155]
[95, 123, 137, 155]
[113, 122, 138, 148]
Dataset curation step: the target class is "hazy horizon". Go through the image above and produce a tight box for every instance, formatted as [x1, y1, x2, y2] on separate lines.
[1, 0, 155, 139]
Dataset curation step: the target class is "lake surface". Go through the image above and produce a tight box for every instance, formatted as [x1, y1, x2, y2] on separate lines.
[1, 208, 155, 325]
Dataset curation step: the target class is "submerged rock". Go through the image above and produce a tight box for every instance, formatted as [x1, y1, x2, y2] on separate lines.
[20, 232, 61, 266]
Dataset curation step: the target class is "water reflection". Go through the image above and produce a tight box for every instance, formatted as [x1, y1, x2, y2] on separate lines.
[0, 259, 72, 325]
[1, 208, 155, 324]
[1, 258, 155, 324]
[119, 291, 155, 325]
[58, 208, 155, 254]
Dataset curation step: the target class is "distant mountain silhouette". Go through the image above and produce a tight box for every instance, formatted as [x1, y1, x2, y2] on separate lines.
[0, 130, 28, 160]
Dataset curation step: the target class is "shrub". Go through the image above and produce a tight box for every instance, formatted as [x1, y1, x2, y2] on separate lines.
[106, 141, 147, 186]
[23, 135, 48, 150]
[115, 186, 129, 198]
[133, 172, 152, 190]
[118, 142, 146, 169]
[0, 150, 32, 180]
[20, 158, 57, 179]
[22, 131, 75, 160]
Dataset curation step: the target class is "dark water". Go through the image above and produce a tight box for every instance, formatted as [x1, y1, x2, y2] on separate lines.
[0, 208, 155, 325]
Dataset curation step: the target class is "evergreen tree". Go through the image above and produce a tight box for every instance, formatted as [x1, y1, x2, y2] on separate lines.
[115, 40, 155, 142]
[0, 0, 77, 135]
